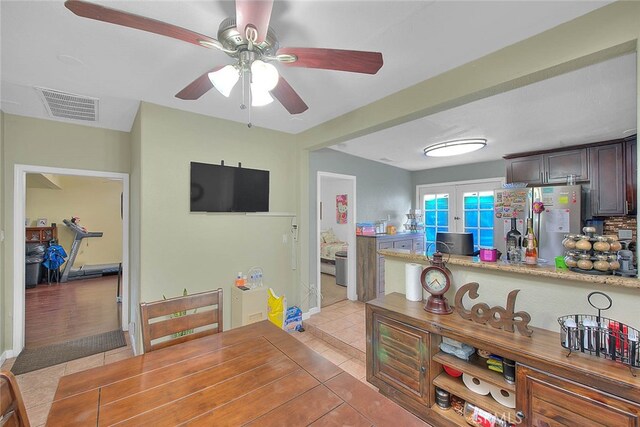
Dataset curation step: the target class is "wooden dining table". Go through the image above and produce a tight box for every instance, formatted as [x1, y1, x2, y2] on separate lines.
[47, 320, 427, 426]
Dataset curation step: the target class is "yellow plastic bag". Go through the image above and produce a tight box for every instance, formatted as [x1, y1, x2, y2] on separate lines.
[267, 288, 286, 329]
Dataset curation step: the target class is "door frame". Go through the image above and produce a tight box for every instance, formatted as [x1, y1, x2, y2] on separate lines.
[416, 177, 504, 249]
[317, 172, 357, 309]
[12, 164, 130, 355]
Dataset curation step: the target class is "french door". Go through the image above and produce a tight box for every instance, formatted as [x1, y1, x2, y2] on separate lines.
[417, 179, 503, 252]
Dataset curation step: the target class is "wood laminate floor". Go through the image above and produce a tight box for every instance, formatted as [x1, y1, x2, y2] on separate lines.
[25, 275, 121, 348]
[321, 273, 347, 308]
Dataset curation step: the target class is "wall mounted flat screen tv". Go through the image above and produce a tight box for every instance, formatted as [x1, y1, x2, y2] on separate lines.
[190, 162, 269, 212]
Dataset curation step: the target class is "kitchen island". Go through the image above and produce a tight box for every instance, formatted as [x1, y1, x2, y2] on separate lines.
[379, 248, 639, 332]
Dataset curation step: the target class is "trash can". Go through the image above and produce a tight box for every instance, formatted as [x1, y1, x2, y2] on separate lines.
[25, 256, 43, 288]
[25, 243, 46, 288]
[335, 251, 348, 287]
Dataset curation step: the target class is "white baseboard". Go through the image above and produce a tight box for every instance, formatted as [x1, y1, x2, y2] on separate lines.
[1, 349, 16, 367]
[303, 307, 321, 320]
[128, 322, 138, 356]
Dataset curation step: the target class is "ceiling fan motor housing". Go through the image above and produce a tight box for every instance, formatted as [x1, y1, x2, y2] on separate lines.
[217, 17, 279, 58]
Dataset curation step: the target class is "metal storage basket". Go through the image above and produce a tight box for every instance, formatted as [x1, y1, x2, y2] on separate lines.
[558, 292, 639, 369]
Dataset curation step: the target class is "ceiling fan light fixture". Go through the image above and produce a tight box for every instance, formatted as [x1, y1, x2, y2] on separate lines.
[209, 65, 240, 97]
[423, 138, 487, 157]
[250, 83, 274, 106]
[251, 60, 279, 91]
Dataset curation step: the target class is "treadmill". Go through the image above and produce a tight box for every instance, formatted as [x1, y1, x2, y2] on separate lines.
[60, 219, 120, 282]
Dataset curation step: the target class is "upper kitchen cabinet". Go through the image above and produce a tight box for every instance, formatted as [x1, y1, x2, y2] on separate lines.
[625, 136, 637, 215]
[589, 136, 637, 217]
[590, 143, 626, 215]
[505, 148, 588, 185]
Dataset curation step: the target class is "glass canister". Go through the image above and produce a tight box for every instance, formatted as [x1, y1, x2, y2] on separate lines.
[435, 387, 451, 410]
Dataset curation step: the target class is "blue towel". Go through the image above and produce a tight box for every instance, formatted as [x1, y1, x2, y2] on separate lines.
[43, 245, 67, 269]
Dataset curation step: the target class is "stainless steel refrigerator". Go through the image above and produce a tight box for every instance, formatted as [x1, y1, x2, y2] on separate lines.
[493, 185, 582, 261]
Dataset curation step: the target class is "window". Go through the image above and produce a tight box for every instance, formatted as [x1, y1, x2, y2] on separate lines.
[423, 192, 450, 251]
[417, 179, 503, 252]
[462, 190, 495, 250]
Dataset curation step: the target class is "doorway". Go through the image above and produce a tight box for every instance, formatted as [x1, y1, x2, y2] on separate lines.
[417, 178, 503, 252]
[13, 165, 130, 355]
[317, 172, 356, 309]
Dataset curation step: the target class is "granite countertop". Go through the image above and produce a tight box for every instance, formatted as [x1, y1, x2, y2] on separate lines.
[378, 248, 640, 289]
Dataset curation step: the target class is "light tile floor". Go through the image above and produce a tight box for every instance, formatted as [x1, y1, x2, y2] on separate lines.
[292, 299, 373, 389]
[1, 336, 134, 427]
[1, 300, 369, 426]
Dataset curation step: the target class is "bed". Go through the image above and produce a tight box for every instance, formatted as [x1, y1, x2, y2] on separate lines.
[320, 229, 348, 276]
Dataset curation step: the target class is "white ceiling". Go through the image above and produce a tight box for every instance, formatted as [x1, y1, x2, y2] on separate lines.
[333, 53, 638, 170]
[2, 0, 634, 170]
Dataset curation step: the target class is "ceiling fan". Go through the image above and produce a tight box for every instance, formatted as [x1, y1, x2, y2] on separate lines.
[64, 0, 384, 116]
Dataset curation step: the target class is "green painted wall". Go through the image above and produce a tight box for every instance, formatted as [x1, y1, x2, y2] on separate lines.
[308, 148, 411, 307]
[0, 111, 5, 357]
[1, 114, 130, 352]
[135, 103, 299, 341]
[410, 159, 505, 208]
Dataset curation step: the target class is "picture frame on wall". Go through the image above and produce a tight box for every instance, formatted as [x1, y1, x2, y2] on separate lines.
[37, 218, 48, 227]
[336, 194, 347, 224]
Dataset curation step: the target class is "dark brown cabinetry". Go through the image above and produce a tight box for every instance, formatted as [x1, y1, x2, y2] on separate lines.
[505, 136, 637, 217]
[506, 149, 588, 184]
[625, 137, 637, 215]
[356, 234, 424, 302]
[589, 143, 626, 216]
[367, 310, 437, 419]
[367, 293, 640, 427]
[25, 226, 57, 243]
[517, 365, 640, 426]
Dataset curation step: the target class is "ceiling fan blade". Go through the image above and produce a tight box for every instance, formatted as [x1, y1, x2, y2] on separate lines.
[271, 77, 308, 115]
[277, 48, 383, 74]
[175, 67, 223, 100]
[235, 0, 274, 43]
[65, 0, 217, 48]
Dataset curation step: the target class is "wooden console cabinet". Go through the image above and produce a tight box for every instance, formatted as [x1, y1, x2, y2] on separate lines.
[356, 233, 424, 302]
[367, 293, 640, 426]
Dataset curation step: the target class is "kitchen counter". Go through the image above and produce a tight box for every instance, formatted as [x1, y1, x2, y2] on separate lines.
[378, 249, 640, 289]
[379, 248, 640, 332]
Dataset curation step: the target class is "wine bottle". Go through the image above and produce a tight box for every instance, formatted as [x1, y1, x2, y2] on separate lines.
[522, 218, 537, 249]
[524, 220, 538, 265]
[505, 218, 521, 261]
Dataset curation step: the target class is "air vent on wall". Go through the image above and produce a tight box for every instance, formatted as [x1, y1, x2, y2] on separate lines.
[35, 87, 98, 122]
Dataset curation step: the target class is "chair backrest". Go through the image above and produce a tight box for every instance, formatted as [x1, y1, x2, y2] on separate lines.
[0, 370, 30, 427]
[140, 289, 223, 353]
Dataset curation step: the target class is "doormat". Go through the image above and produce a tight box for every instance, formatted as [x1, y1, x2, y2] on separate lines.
[11, 330, 127, 375]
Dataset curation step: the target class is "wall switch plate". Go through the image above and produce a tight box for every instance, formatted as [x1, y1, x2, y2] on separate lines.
[619, 229, 633, 239]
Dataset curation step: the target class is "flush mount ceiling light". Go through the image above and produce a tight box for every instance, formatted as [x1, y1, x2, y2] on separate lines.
[423, 139, 487, 157]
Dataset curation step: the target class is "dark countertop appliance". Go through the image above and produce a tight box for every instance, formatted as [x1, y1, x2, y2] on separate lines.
[436, 232, 475, 256]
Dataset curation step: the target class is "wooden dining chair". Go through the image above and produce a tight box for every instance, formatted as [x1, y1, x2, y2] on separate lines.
[0, 370, 30, 427]
[140, 288, 223, 353]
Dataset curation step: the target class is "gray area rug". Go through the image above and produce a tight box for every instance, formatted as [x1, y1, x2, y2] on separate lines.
[11, 330, 126, 375]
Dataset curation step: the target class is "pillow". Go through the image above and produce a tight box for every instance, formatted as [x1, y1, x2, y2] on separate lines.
[321, 228, 340, 243]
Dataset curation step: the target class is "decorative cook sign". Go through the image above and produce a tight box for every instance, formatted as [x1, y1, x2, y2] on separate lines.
[454, 282, 533, 336]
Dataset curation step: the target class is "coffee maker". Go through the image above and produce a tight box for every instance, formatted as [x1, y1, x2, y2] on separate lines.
[615, 249, 637, 277]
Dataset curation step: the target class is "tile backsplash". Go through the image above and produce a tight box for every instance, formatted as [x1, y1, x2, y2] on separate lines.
[603, 216, 637, 241]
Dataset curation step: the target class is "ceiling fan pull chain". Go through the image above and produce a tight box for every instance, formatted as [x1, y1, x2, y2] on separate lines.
[240, 67, 247, 111]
